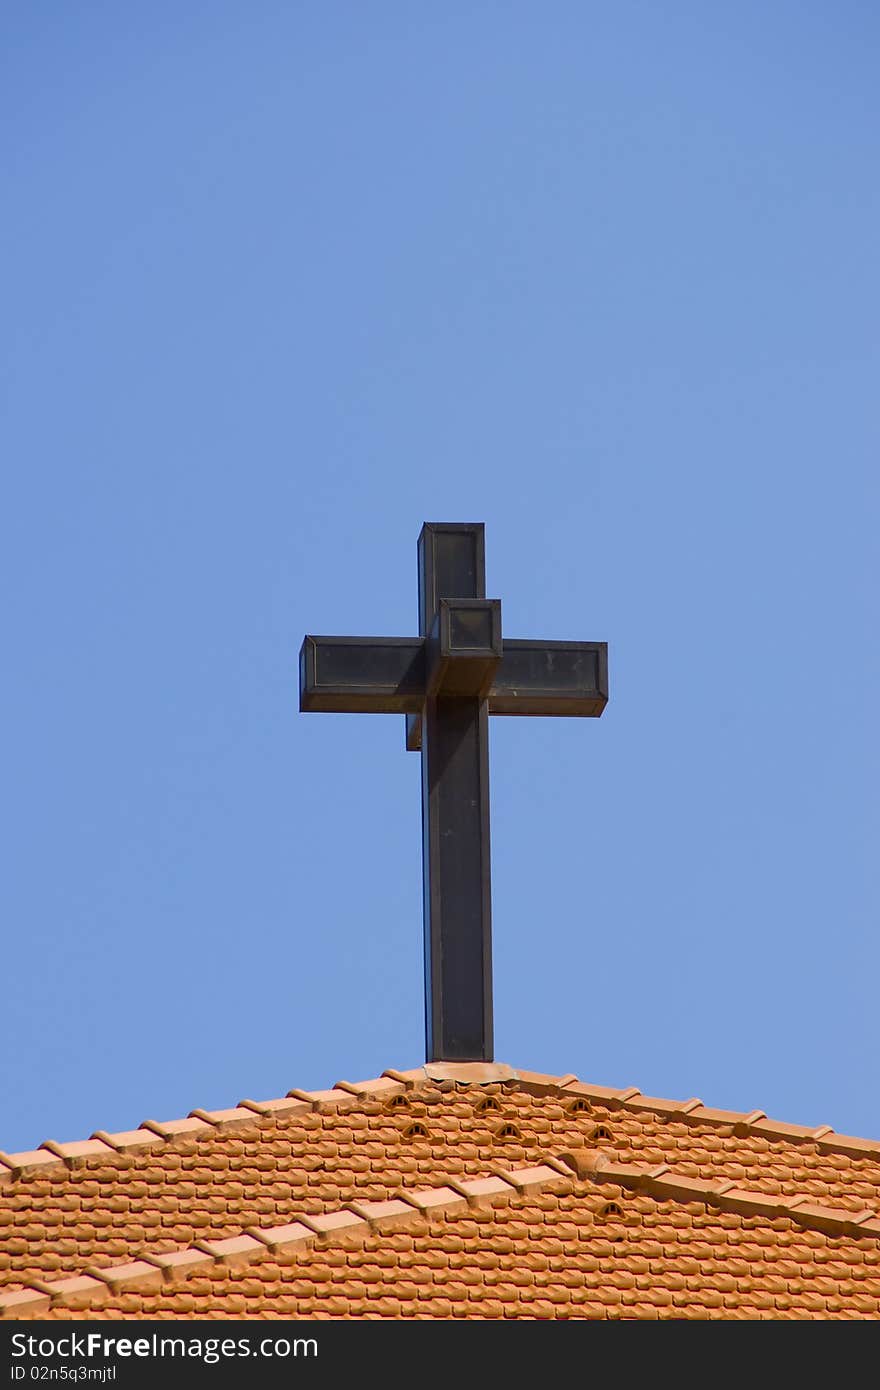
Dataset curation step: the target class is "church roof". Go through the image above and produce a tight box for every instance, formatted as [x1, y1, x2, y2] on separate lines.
[2, 1063, 879, 1319]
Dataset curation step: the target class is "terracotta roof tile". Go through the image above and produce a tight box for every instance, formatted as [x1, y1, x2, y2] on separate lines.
[449, 1175, 515, 1206]
[818, 1134, 880, 1160]
[87, 1260, 164, 1293]
[686, 1105, 762, 1127]
[246, 1221, 315, 1254]
[2, 1064, 879, 1318]
[0, 1288, 50, 1316]
[143, 1247, 213, 1274]
[286, 1087, 359, 1111]
[44, 1275, 107, 1310]
[791, 1203, 876, 1237]
[139, 1117, 212, 1140]
[503, 1163, 571, 1194]
[188, 1107, 259, 1131]
[90, 1128, 165, 1154]
[381, 1067, 428, 1087]
[424, 1063, 520, 1085]
[507, 1068, 580, 1091]
[236, 1097, 312, 1118]
[561, 1081, 642, 1105]
[3, 1151, 877, 1319]
[347, 1199, 420, 1230]
[39, 1139, 116, 1165]
[401, 1185, 470, 1218]
[194, 1234, 268, 1266]
[298, 1210, 369, 1241]
[334, 1078, 405, 1100]
[750, 1118, 834, 1143]
[619, 1095, 705, 1119]
[0, 1149, 63, 1178]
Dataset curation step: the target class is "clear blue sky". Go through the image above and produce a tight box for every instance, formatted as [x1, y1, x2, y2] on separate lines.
[2, 4, 877, 1154]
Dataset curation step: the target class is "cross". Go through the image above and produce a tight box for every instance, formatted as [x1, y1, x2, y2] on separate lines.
[299, 522, 608, 1063]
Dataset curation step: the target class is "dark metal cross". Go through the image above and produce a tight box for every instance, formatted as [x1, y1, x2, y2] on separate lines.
[299, 522, 608, 1063]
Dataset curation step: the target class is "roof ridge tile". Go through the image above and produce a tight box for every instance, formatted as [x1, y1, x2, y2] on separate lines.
[192, 1234, 269, 1267]
[507, 1069, 579, 1093]
[444, 1174, 518, 1207]
[293, 1210, 369, 1242]
[620, 1095, 705, 1119]
[381, 1067, 426, 1087]
[236, 1097, 312, 1118]
[817, 1133, 880, 1159]
[90, 1128, 164, 1155]
[561, 1081, 642, 1105]
[15, 1276, 60, 1297]
[685, 1105, 755, 1126]
[84, 1260, 164, 1294]
[139, 1249, 213, 1275]
[32, 1275, 106, 1312]
[242, 1221, 316, 1255]
[344, 1198, 416, 1231]
[139, 1117, 212, 1140]
[424, 1062, 520, 1085]
[187, 1107, 259, 1132]
[503, 1163, 572, 1195]
[284, 1087, 360, 1112]
[561, 1151, 880, 1242]
[0, 1288, 50, 1316]
[398, 1184, 471, 1217]
[779, 1202, 877, 1236]
[0, 1149, 62, 1179]
[333, 1078, 406, 1100]
[39, 1139, 116, 1166]
[748, 1117, 832, 1142]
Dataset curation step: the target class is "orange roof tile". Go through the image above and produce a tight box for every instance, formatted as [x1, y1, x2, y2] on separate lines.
[1, 1063, 878, 1319]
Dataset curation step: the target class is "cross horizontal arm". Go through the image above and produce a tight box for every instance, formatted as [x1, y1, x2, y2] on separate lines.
[301, 635, 608, 719]
[299, 636, 425, 713]
[489, 639, 608, 717]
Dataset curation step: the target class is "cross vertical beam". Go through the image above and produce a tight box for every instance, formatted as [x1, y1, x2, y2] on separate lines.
[417, 524, 493, 1062]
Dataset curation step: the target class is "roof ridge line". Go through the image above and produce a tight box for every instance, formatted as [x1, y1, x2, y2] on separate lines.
[0, 1076, 412, 1185]
[3, 1065, 879, 1189]
[0, 1160, 573, 1319]
[0, 1066, 562, 1182]
[551, 1079, 880, 1156]
[559, 1149, 880, 1243]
